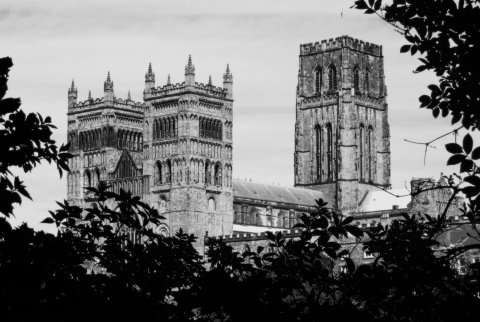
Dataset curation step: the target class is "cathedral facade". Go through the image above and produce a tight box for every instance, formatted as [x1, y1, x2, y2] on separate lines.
[66, 36, 461, 250]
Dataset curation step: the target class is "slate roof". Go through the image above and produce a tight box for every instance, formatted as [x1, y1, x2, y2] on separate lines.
[233, 179, 329, 207]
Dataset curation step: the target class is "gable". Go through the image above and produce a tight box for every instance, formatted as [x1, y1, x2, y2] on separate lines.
[112, 150, 142, 179]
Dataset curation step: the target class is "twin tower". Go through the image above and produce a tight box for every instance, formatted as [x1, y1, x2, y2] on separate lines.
[67, 56, 234, 238]
[67, 35, 391, 239]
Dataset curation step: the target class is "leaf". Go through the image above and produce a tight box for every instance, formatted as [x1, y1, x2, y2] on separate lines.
[342, 216, 354, 225]
[462, 186, 480, 198]
[400, 45, 411, 53]
[463, 134, 473, 154]
[345, 258, 356, 274]
[464, 175, 480, 187]
[432, 108, 439, 118]
[415, 65, 427, 73]
[460, 159, 474, 173]
[472, 147, 480, 160]
[419, 95, 431, 107]
[41, 217, 55, 224]
[373, 0, 382, 11]
[446, 154, 465, 165]
[445, 143, 463, 154]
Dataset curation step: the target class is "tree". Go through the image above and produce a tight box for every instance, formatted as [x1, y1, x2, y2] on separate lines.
[0, 57, 71, 217]
[352, 0, 480, 263]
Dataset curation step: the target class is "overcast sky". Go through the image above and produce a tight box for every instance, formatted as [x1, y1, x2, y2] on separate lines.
[2, 0, 463, 231]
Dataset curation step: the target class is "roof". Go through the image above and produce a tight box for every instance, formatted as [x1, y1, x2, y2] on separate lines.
[233, 179, 329, 208]
[358, 188, 411, 212]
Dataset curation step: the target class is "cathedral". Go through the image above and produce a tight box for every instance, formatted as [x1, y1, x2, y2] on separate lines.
[66, 36, 462, 252]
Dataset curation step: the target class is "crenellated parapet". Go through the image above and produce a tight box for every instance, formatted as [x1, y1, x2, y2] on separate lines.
[71, 96, 144, 113]
[300, 35, 382, 57]
[146, 82, 229, 101]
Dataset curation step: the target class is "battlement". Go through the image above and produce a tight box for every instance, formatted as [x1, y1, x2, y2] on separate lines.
[149, 81, 228, 100]
[207, 229, 303, 243]
[72, 95, 144, 112]
[300, 35, 382, 56]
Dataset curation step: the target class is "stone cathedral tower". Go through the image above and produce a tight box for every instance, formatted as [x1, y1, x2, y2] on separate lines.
[143, 57, 234, 238]
[294, 36, 391, 214]
[66, 57, 234, 240]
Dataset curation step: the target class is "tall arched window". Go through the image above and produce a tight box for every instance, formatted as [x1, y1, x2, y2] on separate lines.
[315, 125, 322, 181]
[159, 197, 167, 213]
[326, 123, 333, 180]
[214, 163, 221, 186]
[365, 69, 370, 93]
[367, 126, 373, 182]
[353, 66, 360, 93]
[156, 161, 162, 185]
[359, 124, 365, 181]
[208, 197, 216, 211]
[314, 67, 322, 93]
[328, 65, 337, 91]
[83, 170, 91, 195]
[205, 160, 210, 185]
[165, 160, 172, 184]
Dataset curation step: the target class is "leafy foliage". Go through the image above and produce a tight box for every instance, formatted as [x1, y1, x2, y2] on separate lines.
[0, 57, 71, 217]
[352, 0, 480, 129]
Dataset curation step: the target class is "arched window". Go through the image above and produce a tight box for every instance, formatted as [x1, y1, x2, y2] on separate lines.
[165, 160, 172, 184]
[367, 127, 373, 182]
[365, 69, 370, 93]
[208, 197, 216, 211]
[314, 67, 322, 93]
[153, 120, 157, 139]
[205, 160, 211, 185]
[214, 163, 221, 186]
[328, 64, 337, 91]
[159, 197, 167, 213]
[315, 125, 322, 181]
[94, 168, 100, 188]
[83, 170, 91, 198]
[326, 123, 333, 180]
[353, 66, 360, 93]
[359, 124, 365, 181]
[156, 162, 162, 185]
[160, 119, 165, 138]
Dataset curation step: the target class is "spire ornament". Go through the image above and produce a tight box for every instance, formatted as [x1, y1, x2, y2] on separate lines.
[185, 55, 195, 85]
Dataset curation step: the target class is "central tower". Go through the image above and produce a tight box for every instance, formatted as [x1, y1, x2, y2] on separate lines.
[294, 36, 391, 214]
[143, 57, 234, 238]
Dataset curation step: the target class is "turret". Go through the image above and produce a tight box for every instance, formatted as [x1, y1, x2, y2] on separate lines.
[104, 71, 114, 102]
[208, 75, 212, 86]
[145, 63, 155, 94]
[185, 55, 195, 86]
[223, 64, 233, 99]
[68, 80, 77, 108]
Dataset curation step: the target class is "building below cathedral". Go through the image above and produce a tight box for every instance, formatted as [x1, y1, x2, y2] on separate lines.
[66, 36, 464, 257]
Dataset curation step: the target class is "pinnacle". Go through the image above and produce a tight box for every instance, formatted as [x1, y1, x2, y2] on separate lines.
[208, 75, 212, 85]
[148, 62, 153, 74]
[127, 90, 131, 100]
[106, 71, 111, 82]
[88, 90, 92, 100]
[226, 64, 230, 75]
[187, 54, 193, 67]
[167, 74, 171, 85]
